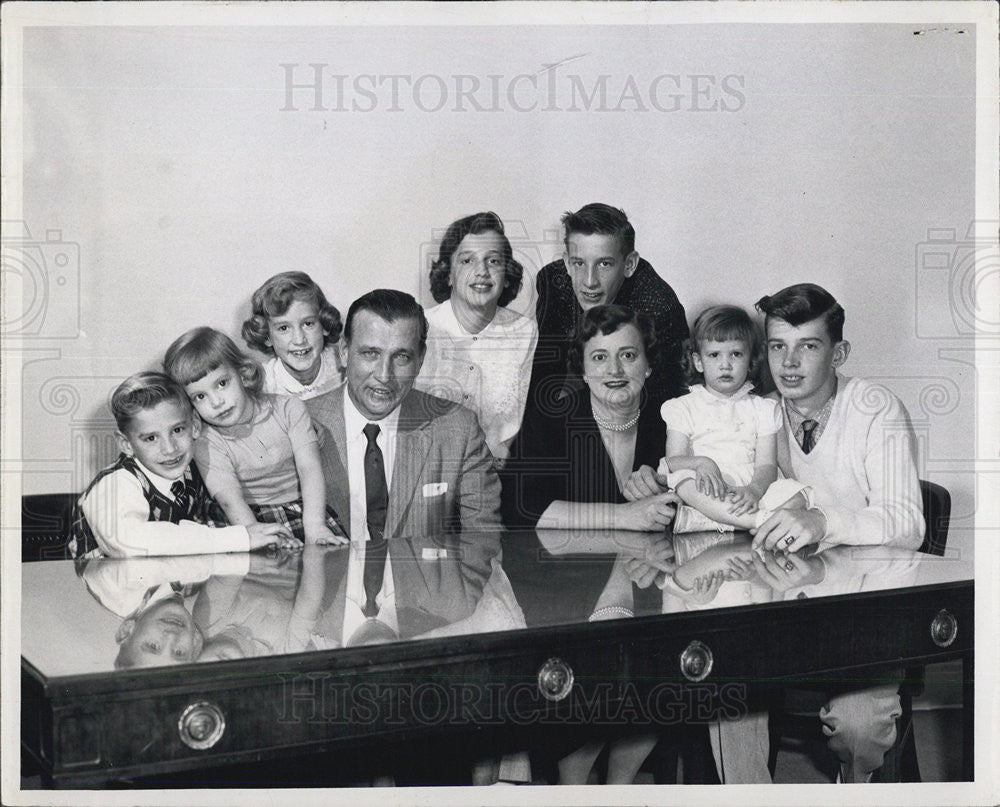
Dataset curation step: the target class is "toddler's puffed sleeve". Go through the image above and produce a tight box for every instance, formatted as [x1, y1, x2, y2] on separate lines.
[659, 395, 694, 436]
[755, 397, 783, 436]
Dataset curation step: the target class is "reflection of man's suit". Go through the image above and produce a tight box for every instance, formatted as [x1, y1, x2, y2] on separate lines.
[312, 541, 511, 647]
[305, 386, 502, 606]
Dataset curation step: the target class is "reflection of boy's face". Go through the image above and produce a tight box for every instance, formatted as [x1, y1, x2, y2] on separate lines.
[118, 597, 204, 668]
[198, 635, 246, 662]
[117, 399, 199, 481]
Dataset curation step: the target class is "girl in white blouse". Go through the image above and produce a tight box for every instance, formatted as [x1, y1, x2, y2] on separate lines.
[417, 212, 538, 461]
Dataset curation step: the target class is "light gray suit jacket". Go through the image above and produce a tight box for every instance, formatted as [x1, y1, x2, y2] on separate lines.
[305, 386, 502, 596]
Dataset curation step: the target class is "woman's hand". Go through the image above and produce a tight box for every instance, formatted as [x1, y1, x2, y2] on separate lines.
[614, 491, 678, 532]
[725, 486, 760, 516]
[622, 465, 670, 502]
[693, 458, 727, 500]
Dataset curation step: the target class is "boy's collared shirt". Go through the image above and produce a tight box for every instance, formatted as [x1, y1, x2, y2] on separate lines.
[80, 456, 250, 558]
[783, 378, 838, 450]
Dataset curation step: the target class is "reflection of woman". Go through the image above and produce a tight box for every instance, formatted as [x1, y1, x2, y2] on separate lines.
[416, 212, 538, 460]
[501, 304, 675, 531]
[500, 304, 677, 785]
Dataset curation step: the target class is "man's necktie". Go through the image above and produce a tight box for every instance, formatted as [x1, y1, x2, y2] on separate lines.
[362, 423, 389, 617]
[800, 419, 818, 454]
[170, 480, 190, 514]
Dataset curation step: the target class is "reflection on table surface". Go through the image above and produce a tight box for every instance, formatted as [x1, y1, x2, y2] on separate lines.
[21, 529, 971, 676]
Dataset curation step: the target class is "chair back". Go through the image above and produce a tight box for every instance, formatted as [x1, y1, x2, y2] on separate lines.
[918, 479, 950, 556]
[21, 493, 78, 562]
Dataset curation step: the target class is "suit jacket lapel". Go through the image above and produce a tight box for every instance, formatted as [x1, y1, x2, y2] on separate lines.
[311, 386, 352, 534]
[386, 392, 433, 540]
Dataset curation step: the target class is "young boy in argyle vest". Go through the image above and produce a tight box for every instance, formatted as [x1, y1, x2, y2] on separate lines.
[68, 371, 296, 559]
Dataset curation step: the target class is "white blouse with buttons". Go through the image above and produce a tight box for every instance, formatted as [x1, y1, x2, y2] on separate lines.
[416, 299, 538, 460]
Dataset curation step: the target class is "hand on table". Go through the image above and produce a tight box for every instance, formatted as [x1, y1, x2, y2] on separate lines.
[305, 523, 349, 546]
[751, 550, 824, 593]
[751, 508, 826, 554]
[683, 571, 725, 605]
[247, 522, 301, 551]
[615, 491, 678, 532]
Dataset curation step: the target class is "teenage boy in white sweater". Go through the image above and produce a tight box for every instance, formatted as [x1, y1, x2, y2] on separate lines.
[708, 283, 925, 784]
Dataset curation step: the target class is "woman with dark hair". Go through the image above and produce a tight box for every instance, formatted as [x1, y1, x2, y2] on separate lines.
[416, 212, 538, 461]
[501, 304, 676, 532]
[500, 303, 678, 784]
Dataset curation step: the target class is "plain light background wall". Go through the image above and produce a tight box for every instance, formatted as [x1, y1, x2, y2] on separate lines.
[11, 22, 978, 554]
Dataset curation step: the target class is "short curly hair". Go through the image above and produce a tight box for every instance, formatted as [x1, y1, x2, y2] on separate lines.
[684, 304, 764, 388]
[428, 212, 524, 307]
[242, 271, 343, 355]
[163, 327, 264, 398]
[568, 304, 659, 375]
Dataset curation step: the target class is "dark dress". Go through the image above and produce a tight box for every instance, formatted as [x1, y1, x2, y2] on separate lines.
[500, 387, 666, 529]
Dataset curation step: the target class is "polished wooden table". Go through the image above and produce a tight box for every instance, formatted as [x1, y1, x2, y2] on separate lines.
[20, 529, 973, 788]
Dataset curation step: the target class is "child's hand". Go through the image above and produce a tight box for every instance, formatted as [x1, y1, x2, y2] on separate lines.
[684, 570, 725, 604]
[305, 524, 349, 546]
[247, 522, 302, 551]
[725, 486, 760, 516]
[725, 555, 756, 581]
[693, 459, 727, 499]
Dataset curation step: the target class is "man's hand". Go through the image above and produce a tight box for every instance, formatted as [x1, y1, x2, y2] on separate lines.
[622, 465, 670, 502]
[751, 508, 827, 554]
[751, 550, 824, 593]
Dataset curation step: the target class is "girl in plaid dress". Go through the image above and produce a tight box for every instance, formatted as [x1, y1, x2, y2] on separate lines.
[164, 327, 347, 546]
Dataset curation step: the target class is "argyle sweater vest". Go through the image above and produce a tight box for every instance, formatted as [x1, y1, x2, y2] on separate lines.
[68, 454, 224, 560]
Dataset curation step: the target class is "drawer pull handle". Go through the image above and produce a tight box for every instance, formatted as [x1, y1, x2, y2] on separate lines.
[537, 657, 574, 702]
[930, 609, 958, 648]
[680, 640, 713, 682]
[179, 701, 225, 750]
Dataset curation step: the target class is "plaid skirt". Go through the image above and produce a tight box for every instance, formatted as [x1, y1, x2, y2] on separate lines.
[249, 500, 347, 543]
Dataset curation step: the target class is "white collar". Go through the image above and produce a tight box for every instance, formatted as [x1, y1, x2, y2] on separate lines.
[435, 298, 510, 337]
[272, 346, 334, 392]
[134, 457, 186, 497]
[343, 387, 402, 441]
[695, 381, 755, 403]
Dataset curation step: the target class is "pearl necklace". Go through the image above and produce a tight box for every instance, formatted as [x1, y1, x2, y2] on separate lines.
[593, 411, 640, 432]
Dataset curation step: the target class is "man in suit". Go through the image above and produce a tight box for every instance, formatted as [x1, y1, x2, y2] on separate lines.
[306, 289, 502, 621]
